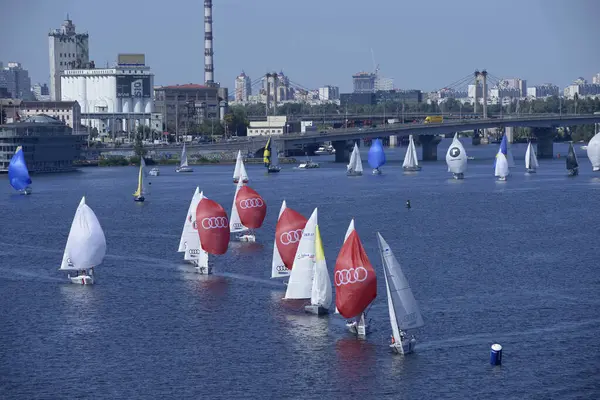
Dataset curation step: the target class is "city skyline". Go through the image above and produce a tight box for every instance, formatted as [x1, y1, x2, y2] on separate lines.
[1, 0, 599, 92]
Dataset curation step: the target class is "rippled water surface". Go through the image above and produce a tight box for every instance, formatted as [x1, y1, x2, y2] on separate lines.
[1, 140, 599, 399]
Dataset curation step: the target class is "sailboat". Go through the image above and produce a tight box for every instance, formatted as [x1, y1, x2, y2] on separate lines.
[133, 157, 147, 202]
[229, 179, 267, 242]
[445, 133, 467, 179]
[59, 196, 107, 285]
[195, 196, 231, 274]
[495, 135, 510, 181]
[178, 187, 210, 273]
[367, 138, 386, 175]
[346, 143, 363, 176]
[566, 142, 579, 176]
[264, 137, 281, 173]
[335, 219, 377, 336]
[586, 131, 600, 172]
[402, 135, 421, 171]
[304, 224, 333, 315]
[525, 141, 539, 173]
[176, 142, 193, 172]
[271, 200, 308, 280]
[8, 146, 32, 195]
[284, 208, 332, 314]
[377, 233, 424, 355]
[233, 150, 249, 183]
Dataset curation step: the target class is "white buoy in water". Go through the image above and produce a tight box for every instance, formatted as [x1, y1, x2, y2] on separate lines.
[490, 343, 502, 365]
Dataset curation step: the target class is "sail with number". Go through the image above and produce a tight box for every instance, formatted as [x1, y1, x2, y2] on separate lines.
[334, 219, 377, 318]
[284, 208, 318, 300]
[8, 146, 32, 192]
[445, 133, 467, 174]
[368, 139, 386, 170]
[525, 142, 539, 171]
[586, 132, 600, 171]
[59, 197, 106, 271]
[377, 232, 424, 346]
[233, 150, 249, 183]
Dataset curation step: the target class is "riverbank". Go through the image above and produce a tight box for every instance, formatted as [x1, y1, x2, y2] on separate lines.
[76, 156, 298, 167]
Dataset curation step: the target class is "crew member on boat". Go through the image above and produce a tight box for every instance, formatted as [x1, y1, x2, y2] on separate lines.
[391, 335, 395, 344]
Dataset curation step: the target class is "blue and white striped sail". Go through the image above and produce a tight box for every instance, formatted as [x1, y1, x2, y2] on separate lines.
[368, 139, 386, 169]
[8, 146, 32, 191]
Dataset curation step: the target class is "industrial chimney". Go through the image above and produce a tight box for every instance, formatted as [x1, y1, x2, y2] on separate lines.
[204, 0, 214, 85]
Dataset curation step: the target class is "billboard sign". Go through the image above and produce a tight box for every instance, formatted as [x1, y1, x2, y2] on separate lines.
[116, 75, 151, 98]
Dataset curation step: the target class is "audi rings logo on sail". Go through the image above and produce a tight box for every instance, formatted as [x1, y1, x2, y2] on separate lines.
[334, 267, 368, 286]
[239, 198, 264, 209]
[201, 216, 228, 229]
[279, 229, 303, 245]
[275, 265, 288, 272]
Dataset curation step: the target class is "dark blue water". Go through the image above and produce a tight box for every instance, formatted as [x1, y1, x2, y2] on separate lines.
[1, 140, 599, 399]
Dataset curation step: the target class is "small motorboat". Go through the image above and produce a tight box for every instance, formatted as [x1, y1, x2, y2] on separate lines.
[298, 161, 320, 169]
[149, 167, 160, 176]
[237, 233, 256, 242]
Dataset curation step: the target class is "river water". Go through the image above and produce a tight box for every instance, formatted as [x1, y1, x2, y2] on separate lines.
[1, 140, 599, 399]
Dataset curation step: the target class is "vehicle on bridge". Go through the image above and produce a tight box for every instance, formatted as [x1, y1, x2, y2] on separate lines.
[424, 115, 443, 124]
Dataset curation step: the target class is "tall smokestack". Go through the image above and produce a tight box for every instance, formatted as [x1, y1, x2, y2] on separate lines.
[204, 0, 214, 85]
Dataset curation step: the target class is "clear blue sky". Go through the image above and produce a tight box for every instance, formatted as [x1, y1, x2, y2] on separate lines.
[1, 0, 598, 92]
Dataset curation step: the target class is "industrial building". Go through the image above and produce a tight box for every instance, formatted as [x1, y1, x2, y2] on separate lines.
[60, 53, 155, 136]
[0, 115, 85, 173]
[19, 101, 81, 129]
[48, 17, 90, 101]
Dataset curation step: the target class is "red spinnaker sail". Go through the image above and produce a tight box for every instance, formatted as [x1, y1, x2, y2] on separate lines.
[196, 199, 230, 255]
[235, 185, 267, 229]
[275, 207, 308, 269]
[334, 230, 377, 318]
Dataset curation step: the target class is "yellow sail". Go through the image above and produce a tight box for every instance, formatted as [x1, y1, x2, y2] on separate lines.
[263, 138, 271, 166]
[133, 162, 143, 197]
[315, 225, 325, 262]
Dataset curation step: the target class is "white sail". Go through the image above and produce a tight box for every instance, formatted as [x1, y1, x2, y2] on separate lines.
[233, 151, 242, 181]
[495, 152, 509, 178]
[239, 159, 248, 182]
[59, 196, 106, 271]
[445, 133, 468, 174]
[180, 143, 189, 168]
[271, 140, 280, 166]
[402, 135, 419, 168]
[310, 224, 332, 309]
[140, 157, 148, 195]
[586, 132, 600, 171]
[182, 191, 208, 267]
[525, 142, 539, 170]
[271, 200, 288, 278]
[384, 265, 402, 345]
[229, 179, 249, 233]
[377, 233, 424, 331]
[347, 143, 363, 173]
[178, 187, 201, 252]
[284, 208, 318, 300]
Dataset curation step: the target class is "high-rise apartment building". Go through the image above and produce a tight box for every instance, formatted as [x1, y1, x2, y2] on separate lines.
[234, 72, 251, 102]
[352, 72, 376, 93]
[0, 62, 32, 99]
[48, 17, 90, 101]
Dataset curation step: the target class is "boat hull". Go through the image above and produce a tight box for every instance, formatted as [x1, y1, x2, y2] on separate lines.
[346, 171, 363, 176]
[134, 196, 145, 202]
[176, 167, 194, 173]
[233, 179, 249, 184]
[149, 170, 159, 176]
[68, 274, 94, 285]
[372, 169, 382, 175]
[267, 167, 281, 173]
[390, 337, 417, 355]
[526, 169, 536, 173]
[403, 166, 422, 172]
[567, 168, 579, 176]
[346, 320, 369, 336]
[20, 187, 32, 195]
[237, 234, 256, 242]
[497, 176, 507, 181]
[304, 305, 329, 315]
[452, 173, 464, 180]
[195, 265, 213, 275]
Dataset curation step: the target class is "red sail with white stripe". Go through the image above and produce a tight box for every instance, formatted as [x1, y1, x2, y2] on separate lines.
[334, 221, 377, 318]
[196, 199, 230, 255]
[235, 185, 267, 229]
[275, 207, 308, 269]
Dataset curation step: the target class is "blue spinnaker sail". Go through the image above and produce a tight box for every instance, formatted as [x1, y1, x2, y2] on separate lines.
[494, 134, 508, 168]
[368, 139, 386, 169]
[8, 146, 32, 191]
